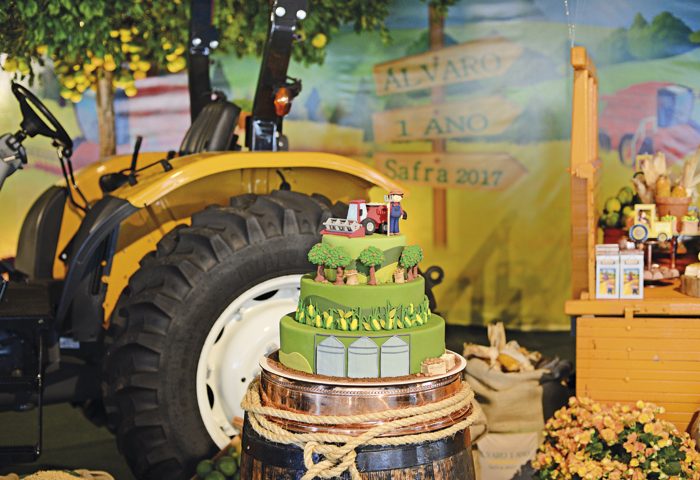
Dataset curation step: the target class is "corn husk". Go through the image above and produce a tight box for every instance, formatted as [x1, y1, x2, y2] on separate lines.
[463, 322, 540, 373]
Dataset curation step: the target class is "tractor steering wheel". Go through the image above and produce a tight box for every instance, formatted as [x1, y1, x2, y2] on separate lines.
[11, 82, 73, 155]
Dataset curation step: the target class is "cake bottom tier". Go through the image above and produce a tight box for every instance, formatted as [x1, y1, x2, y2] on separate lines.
[279, 314, 445, 378]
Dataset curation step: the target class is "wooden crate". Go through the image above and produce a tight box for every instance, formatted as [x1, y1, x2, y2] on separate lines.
[576, 315, 700, 430]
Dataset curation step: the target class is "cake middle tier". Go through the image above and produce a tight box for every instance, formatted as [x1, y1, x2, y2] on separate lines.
[297, 274, 427, 329]
[279, 313, 446, 377]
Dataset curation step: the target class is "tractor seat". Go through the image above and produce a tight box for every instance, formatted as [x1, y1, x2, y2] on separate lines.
[179, 99, 241, 155]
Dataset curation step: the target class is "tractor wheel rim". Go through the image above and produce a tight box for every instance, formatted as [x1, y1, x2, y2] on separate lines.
[196, 274, 302, 448]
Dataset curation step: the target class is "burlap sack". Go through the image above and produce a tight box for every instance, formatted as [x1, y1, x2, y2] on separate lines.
[465, 357, 545, 433]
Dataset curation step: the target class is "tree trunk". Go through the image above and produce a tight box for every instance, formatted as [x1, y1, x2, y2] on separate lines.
[368, 265, 377, 285]
[406, 266, 414, 282]
[335, 267, 344, 285]
[413, 266, 419, 278]
[96, 68, 116, 159]
[314, 264, 325, 282]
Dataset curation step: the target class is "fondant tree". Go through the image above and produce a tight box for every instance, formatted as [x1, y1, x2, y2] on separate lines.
[308, 243, 331, 282]
[359, 246, 385, 286]
[326, 246, 352, 285]
[400, 245, 424, 281]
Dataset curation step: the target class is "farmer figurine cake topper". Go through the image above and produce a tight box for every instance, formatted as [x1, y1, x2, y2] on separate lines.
[388, 190, 407, 235]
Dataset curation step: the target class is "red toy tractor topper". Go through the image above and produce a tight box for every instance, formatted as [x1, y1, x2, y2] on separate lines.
[322, 199, 388, 237]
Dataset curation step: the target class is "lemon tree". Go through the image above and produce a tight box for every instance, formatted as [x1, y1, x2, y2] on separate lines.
[0, 0, 455, 157]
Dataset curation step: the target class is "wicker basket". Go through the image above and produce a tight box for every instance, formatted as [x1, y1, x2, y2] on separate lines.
[656, 196, 692, 230]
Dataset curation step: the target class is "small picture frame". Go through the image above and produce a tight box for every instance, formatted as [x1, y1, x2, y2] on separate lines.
[634, 204, 656, 228]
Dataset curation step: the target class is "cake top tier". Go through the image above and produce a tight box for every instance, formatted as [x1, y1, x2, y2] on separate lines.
[307, 191, 422, 286]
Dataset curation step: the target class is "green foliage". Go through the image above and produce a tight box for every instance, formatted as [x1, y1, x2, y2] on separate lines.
[596, 11, 694, 65]
[596, 28, 632, 65]
[0, 0, 395, 99]
[358, 246, 384, 268]
[399, 245, 423, 269]
[627, 12, 692, 62]
[325, 246, 351, 269]
[308, 243, 330, 266]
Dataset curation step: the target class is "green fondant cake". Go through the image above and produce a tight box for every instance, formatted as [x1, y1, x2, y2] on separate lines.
[278, 219, 446, 378]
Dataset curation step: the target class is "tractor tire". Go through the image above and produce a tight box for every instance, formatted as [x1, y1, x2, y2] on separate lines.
[618, 133, 634, 167]
[101, 191, 346, 480]
[361, 218, 376, 235]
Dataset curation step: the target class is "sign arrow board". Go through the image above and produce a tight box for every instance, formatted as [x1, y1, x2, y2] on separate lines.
[372, 96, 522, 143]
[373, 37, 523, 96]
[374, 152, 527, 191]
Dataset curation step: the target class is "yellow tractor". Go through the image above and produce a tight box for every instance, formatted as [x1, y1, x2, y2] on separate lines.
[0, 1, 405, 478]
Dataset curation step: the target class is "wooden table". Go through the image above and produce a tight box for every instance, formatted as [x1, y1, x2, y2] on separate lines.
[566, 280, 700, 429]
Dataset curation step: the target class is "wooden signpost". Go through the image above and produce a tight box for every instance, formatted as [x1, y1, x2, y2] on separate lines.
[371, 97, 522, 143]
[373, 152, 527, 191]
[373, 37, 523, 96]
[372, 20, 524, 246]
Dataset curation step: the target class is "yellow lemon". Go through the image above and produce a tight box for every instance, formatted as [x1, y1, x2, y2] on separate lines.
[133, 71, 147, 80]
[104, 61, 117, 72]
[36, 45, 48, 55]
[137, 61, 151, 72]
[3, 58, 17, 72]
[311, 33, 327, 49]
[162, 41, 173, 51]
[109, 30, 120, 38]
[167, 57, 186, 73]
[70, 92, 83, 103]
[124, 86, 137, 97]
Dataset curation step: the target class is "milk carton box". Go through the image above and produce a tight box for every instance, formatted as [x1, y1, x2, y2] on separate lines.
[619, 250, 644, 299]
[595, 244, 620, 299]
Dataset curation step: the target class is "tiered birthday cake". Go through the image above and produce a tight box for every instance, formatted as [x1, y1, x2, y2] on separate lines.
[278, 195, 448, 378]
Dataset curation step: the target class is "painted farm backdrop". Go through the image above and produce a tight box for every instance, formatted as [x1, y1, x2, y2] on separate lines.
[2, 0, 700, 329]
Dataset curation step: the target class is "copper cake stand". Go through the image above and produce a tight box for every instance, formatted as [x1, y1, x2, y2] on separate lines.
[256, 350, 470, 437]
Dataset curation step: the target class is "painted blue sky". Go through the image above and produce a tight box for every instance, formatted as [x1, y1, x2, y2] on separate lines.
[386, 0, 700, 30]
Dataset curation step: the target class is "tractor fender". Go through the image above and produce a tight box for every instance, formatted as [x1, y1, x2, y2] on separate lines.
[55, 196, 138, 339]
[54, 151, 402, 336]
[108, 151, 403, 207]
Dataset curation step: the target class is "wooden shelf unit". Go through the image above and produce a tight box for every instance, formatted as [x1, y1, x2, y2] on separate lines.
[566, 47, 700, 431]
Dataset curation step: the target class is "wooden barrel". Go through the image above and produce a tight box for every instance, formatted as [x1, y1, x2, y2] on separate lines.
[240, 352, 475, 479]
[240, 417, 475, 479]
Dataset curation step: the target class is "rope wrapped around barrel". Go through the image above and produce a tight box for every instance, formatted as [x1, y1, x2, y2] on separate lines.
[240, 378, 483, 480]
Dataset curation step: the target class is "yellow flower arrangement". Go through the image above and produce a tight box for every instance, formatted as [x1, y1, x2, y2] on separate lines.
[533, 397, 700, 479]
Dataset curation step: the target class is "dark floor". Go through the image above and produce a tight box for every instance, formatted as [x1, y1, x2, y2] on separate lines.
[0, 325, 574, 479]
